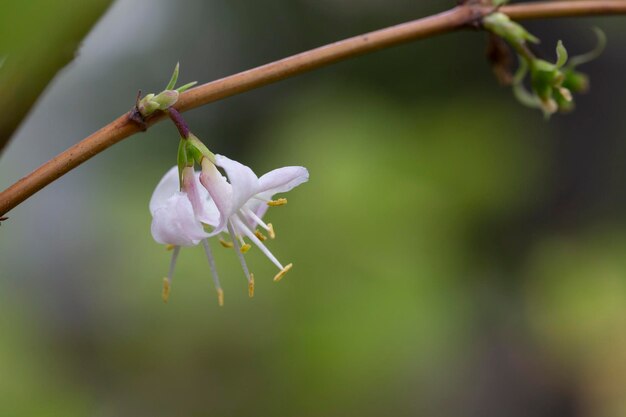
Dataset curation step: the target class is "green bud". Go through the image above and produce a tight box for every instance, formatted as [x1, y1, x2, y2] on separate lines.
[483, 12, 539, 46]
[555, 40, 568, 68]
[153, 90, 179, 110]
[553, 87, 574, 113]
[539, 97, 558, 117]
[137, 98, 159, 116]
[136, 64, 196, 118]
[561, 69, 589, 93]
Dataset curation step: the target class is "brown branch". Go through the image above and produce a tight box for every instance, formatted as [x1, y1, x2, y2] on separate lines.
[1, 0, 626, 217]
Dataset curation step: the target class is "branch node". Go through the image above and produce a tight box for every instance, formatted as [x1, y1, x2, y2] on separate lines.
[128, 90, 148, 132]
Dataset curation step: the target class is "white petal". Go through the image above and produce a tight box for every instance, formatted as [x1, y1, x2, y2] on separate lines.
[200, 159, 233, 236]
[215, 154, 260, 210]
[182, 167, 220, 227]
[257, 166, 309, 196]
[151, 192, 209, 246]
[149, 166, 180, 214]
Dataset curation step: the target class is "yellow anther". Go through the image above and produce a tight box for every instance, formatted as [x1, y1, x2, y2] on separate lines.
[273, 263, 293, 282]
[240, 243, 251, 254]
[268, 223, 276, 239]
[267, 198, 288, 207]
[165, 244, 175, 251]
[219, 239, 234, 248]
[254, 230, 267, 241]
[162, 278, 171, 303]
[249, 273, 255, 298]
[217, 288, 224, 307]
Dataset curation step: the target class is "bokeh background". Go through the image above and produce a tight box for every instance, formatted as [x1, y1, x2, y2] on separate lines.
[2, 1, 626, 416]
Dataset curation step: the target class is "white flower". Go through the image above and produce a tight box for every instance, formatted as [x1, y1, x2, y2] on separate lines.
[149, 166, 222, 304]
[200, 154, 309, 283]
[149, 155, 309, 304]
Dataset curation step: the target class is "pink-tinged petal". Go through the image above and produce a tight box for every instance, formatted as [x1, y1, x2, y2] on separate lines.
[257, 166, 309, 196]
[151, 192, 210, 246]
[149, 166, 179, 214]
[182, 167, 219, 227]
[200, 159, 233, 236]
[215, 154, 260, 210]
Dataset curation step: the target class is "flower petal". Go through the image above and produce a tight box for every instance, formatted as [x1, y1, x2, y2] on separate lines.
[151, 192, 210, 246]
[215, 154, 260, 210]
[257, 166, 309, 196]
[200, 159, 233, 236]
[182, 167, 219, 227]
[149, 166, 179, 214]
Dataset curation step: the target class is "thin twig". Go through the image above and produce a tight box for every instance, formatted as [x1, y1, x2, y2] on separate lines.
[1, 0, 626, 217]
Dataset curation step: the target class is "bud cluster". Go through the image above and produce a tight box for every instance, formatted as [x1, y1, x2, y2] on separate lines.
[483, 8, 606, 118]
[136, 63, 197, 118]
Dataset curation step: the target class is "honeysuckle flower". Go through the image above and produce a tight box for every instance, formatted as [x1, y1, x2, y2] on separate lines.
[200, 154, 309, 286]
[150, 166, 223, 304]
[150, 154, 308, 305]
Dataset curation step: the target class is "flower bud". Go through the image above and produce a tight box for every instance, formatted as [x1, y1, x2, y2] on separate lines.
[483, 12, 539, 46]
[153, 90, 179, 110]
[562, 69, 589, 93]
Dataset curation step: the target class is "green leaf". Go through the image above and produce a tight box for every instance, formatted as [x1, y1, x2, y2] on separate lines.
[555, 41, 568, 68]
[567, 27, 607, 68]
[176, 81, 198, 93]
[165, 62, 180, 90]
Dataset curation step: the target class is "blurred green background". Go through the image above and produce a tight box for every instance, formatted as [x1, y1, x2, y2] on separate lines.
[2, 1, 626, 416]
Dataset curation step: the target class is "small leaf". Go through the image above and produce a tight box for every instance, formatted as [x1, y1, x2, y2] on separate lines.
[512, 83, 539, 110]
[555, 41, 568, 68]
[165, 62, 180, 90]
[176, 81, 198, 93]
[567, 27, 607, 68]
[512, 55, 529, 84]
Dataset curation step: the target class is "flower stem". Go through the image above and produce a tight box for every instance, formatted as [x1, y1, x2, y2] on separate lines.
[167, 108, 190, 139]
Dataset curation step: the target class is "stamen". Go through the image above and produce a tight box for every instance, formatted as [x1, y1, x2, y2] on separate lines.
[268, 223, 276, 239]
[242, 208, 271, 233]
[162, 278, 171, 303]
[201, 239, 224, 306]
[227, 221, 254, 288]
[274, 263, 293, 282]
[163, 245, 180, 303]
[240, 243, 251, 254]
[254, 230, 267, 241]
[219, 239, 234, 248]
[234, 217, 284, 271]
[165, 244, 175, 251]
[249, 273, 255, 298]
[268, 198, 288, 207]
